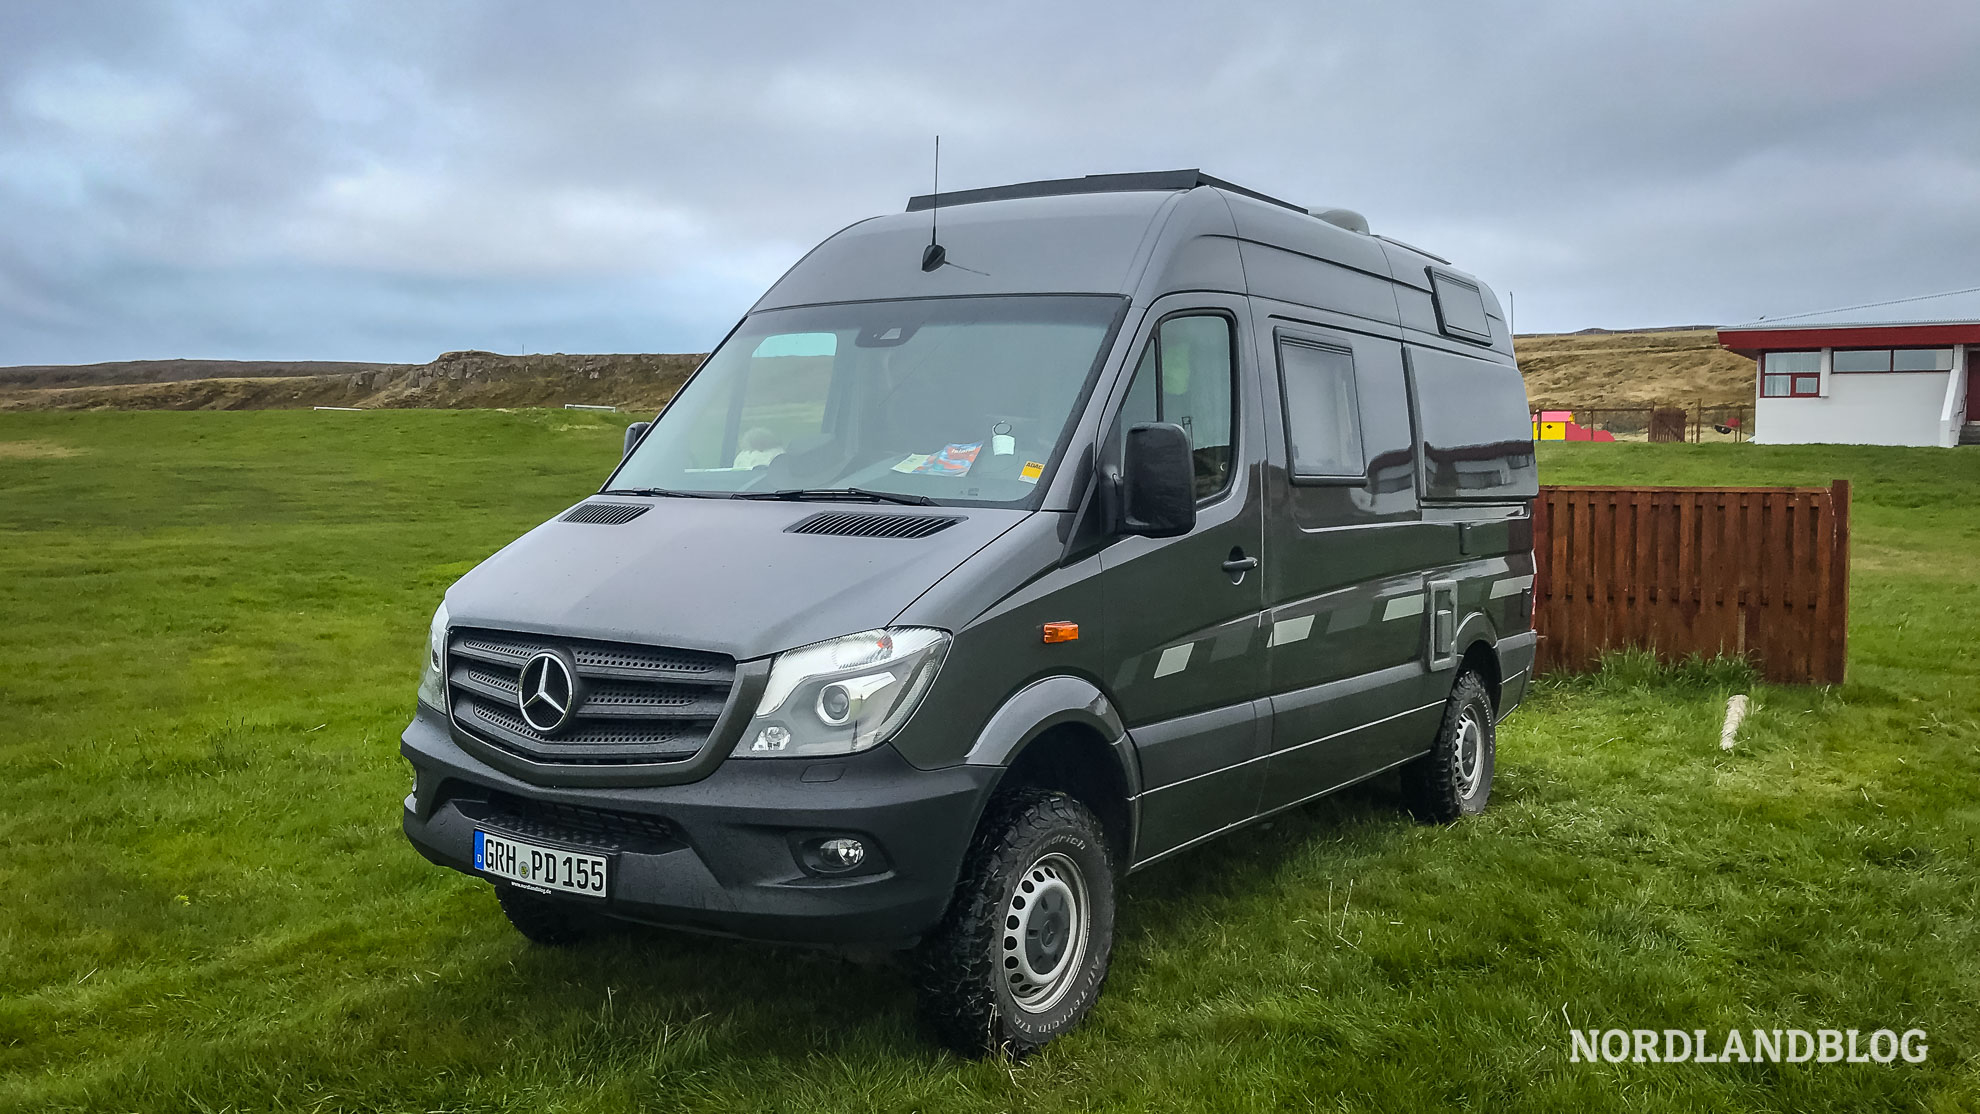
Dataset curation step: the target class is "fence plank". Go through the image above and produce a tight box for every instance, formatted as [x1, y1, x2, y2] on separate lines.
[1532, 482, 1849, 684]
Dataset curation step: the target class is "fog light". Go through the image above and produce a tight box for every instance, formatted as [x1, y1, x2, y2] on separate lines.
[818, 837, 866, 871]
[752, 725, 791, 753]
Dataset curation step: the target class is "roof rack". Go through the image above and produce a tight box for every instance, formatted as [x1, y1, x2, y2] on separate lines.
[906, 170, 1308, 216]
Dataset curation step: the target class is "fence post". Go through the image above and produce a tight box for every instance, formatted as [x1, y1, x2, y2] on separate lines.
[1827, 479, 1851, 684]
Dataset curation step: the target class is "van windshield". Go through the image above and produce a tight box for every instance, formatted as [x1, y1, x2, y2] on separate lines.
[610, 295, 1127, 506]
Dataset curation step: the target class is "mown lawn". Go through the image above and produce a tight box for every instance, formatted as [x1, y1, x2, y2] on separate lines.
[2, 412, 1977, 1112]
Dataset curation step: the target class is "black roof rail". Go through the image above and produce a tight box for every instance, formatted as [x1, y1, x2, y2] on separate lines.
[906, 170, 1308, 216]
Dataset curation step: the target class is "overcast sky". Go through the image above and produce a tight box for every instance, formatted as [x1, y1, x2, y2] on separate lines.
[3, 0, 1977, 365]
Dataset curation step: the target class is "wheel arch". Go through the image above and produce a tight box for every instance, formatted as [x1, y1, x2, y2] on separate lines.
[1456, 635, 1503, 712]
[964, 675, 1138, 863]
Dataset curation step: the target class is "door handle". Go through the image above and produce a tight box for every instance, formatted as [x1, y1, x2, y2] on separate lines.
[1221, 555, 1260, 574]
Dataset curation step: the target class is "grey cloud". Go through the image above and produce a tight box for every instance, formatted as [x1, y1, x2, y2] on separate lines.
[2, 0, 1976, 364]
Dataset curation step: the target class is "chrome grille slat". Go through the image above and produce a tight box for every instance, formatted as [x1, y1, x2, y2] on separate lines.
[446, 665, 725, 720]
[446, 626, 735, 767]
[460, 696, 707, 762]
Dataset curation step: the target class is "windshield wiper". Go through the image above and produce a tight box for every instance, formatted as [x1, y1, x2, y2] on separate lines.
[599, 487, 721, 499]
[733, 487, 937, 507]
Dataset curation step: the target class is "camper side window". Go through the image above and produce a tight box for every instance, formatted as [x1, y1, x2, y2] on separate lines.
[1277, 341, 1365, 479]
[1429, 271, 1492, 343]
[1106, 314, 1237, 501]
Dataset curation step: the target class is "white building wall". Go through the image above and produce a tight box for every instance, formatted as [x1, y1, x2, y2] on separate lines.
[1752, 348, 1957, 447]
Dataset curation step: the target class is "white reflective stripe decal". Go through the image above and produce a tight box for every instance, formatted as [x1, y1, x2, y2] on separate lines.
[1489, 575, 1534, 599]
[1268, 615, 1315, 647]
[1153, 643, 1194, 678]
[1382, 593, 1425, 620]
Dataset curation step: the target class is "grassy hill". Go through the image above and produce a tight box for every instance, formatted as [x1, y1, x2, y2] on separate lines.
[2, 328, 1758, 413]
[0, 351, 701, 412]
[1515, 328, 1754, 408]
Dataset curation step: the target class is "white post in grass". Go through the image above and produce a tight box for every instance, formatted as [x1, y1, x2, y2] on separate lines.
[1720, 695, 1750, 752]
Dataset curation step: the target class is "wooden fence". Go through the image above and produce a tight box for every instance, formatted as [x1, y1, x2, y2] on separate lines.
[1532, 481, 1851, 684]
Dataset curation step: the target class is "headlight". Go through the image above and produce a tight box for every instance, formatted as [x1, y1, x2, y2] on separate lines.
[736, 628, 949, 758]
[417, 601, 449, 709]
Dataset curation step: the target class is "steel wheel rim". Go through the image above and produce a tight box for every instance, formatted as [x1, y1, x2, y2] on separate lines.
[1454, 707, 1485, 797]
[1001, 851, 1089, 1014]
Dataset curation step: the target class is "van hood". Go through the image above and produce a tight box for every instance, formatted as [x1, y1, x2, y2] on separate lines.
[443, 498, 1030, 661]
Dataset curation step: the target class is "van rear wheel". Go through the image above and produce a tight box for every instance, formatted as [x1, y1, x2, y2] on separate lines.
[915, 788, 1116, 1058]
[1402, 671, 1496, 823]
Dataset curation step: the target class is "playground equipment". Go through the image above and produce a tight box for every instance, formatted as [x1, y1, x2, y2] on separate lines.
[1530, 410, 1616, 442]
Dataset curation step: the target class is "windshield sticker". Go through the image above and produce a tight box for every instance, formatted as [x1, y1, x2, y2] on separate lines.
[892, 453, 932, 473]
[1019, 460, 1044, 484]
[914, 442, 982, 476]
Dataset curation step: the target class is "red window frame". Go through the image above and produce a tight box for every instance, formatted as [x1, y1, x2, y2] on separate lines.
[1760, 373, 1821, 398]
[1760, 351, 1822, 398]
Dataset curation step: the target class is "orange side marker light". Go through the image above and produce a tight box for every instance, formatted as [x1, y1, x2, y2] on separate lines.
[1041, 621, 1080, 644]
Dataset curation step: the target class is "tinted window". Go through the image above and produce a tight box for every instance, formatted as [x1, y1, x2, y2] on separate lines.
[1409, 346, 1537, 501]
[1108, 314, 1237, 501]
[1429, 271, 1492, 342]
[1278, 341, 1364, 478]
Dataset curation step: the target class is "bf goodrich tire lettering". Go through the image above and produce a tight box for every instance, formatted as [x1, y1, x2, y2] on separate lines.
[1402, 671, 1497, 823]
[915, 789, 1116, 1057]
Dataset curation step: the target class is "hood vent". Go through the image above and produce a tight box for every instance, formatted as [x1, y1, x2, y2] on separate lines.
[561, 502, 650, 525]
[787, 511, 964, 539]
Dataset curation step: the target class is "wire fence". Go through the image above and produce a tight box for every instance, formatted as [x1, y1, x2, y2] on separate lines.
[1530, 404, 1753, 444]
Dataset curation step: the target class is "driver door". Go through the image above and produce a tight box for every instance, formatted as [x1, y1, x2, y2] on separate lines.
[1101, 295, 1270, 863]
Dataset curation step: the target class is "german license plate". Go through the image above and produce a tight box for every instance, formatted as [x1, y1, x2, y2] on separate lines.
[474, 830, 608, 897]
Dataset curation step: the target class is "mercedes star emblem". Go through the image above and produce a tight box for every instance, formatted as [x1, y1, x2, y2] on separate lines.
[517, 651, 577, 734]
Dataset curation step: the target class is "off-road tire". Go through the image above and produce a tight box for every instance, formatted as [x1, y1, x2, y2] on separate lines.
[1401, 671, 1496, 823]
[915, 788, 1116, 1058]
[496, 884, 602, 946]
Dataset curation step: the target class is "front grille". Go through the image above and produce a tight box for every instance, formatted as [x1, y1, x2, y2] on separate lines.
[446, 627, 734, 767]
[456, 790, 678, 853]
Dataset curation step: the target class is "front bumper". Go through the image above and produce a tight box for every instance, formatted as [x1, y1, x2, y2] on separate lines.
[401, 705, 997, 948]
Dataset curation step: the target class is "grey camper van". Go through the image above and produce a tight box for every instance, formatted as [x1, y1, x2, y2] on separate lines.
[402, 171, 1538, 1055]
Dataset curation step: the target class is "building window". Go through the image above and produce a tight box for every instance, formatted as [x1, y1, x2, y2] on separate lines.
[1894, 348, 1954, 371]
[1833, 348, 1955, 373]
[1761, 351, 1821, 397]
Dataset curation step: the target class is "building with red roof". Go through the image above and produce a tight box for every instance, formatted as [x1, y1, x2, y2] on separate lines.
[1717, 288, 1979, 447]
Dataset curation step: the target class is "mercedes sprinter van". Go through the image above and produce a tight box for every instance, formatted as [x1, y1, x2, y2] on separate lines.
[402, 170, 1538, 1055]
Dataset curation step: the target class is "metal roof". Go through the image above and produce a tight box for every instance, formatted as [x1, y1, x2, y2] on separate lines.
[1730, 286, 1980, 330]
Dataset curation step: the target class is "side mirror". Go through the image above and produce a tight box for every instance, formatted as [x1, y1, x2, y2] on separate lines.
[1121, 422, 1196, 538]
[622, 421, 651, 460]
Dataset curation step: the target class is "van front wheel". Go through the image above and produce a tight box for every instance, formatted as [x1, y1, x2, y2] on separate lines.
[915, 788, 1116, 1058]
[1402, 671, 1496, 823]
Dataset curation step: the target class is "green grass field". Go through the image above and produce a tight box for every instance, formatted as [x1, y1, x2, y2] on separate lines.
[3, 411, 1978, 1112]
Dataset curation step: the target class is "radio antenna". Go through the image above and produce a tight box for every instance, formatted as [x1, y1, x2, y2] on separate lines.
[921, 135, 946, 272]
